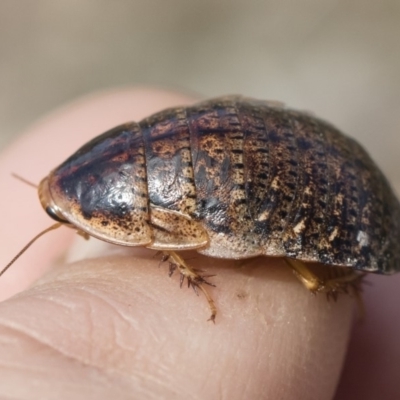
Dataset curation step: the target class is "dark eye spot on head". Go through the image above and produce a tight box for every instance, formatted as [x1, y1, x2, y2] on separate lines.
[45, 207, 68, 223]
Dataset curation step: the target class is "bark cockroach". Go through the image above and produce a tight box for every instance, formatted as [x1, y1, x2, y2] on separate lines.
[3, 96, 399, 321]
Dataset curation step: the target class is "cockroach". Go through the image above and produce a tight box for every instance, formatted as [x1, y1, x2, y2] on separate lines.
[3, 96, 399, 321]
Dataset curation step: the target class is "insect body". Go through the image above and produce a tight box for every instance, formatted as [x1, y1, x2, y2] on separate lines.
[8, 96, 400, 320]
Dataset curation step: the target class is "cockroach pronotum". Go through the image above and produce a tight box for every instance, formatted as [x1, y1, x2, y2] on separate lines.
[3, 96, 399, 321]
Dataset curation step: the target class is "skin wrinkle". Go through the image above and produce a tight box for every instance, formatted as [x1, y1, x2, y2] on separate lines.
[126, 340, 209, 400]
[0, 323, 101, 372]
[0, 343, 53, 375]
[25, 287, 115, 349]
[57, 288, 141, 367]
[37, 260, 169, 327]
[0, 301, 192, 399]
[26, 290, 85, 311]
[22, 288, 105, 335]
[0, 287, 138, 376]
[0, 357, 133, 400]
[71, 285, 141, 331]
[0, 360, 49, 376]
[27, 261, 226, 397]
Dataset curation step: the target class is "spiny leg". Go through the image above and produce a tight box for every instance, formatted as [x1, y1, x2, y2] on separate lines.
[284, 257, 365, 306]
[160, 251, 217, 322]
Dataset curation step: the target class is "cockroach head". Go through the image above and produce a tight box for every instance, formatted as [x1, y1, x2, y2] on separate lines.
[39, 176, 70, 224]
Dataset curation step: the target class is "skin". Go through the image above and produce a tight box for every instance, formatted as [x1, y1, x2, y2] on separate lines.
[0, 88, 398, 399]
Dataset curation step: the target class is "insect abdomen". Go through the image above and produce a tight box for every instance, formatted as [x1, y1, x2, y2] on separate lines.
[141, 96, 400, 273]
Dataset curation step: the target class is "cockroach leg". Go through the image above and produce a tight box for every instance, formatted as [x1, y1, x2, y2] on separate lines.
[156, 252, 170, 268]
[168, 263, 177, 277]
[76, 230, 90, 240]
[162, 251, 217, 322]
[284, 258, 322, 293]
[285, 257, 367, 319]
[284, 257, 365, 300]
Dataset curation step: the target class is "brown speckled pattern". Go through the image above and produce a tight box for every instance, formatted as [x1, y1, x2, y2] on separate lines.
[140, 96, 400, 273]
[47, 96, 400, 274]
[48, 123, 153, 246]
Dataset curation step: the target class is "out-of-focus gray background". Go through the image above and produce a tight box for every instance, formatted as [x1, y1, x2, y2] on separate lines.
[1, 2, 400, 398]
[1, 0, 400, 190]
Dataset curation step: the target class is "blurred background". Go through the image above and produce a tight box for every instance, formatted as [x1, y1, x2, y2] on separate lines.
[1, 0, 400, 187]
[1, 1, 400, 398]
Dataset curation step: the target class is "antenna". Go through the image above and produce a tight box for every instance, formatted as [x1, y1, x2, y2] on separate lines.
[11, 173, 38, 189]
[0, 223, 62, 278]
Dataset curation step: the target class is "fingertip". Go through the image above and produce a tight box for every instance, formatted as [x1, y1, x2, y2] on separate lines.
[0, 252, 354, 399]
